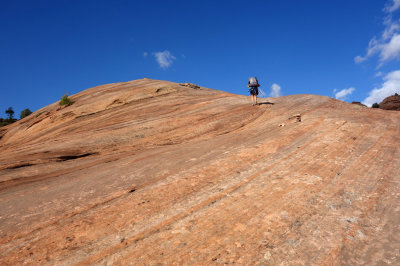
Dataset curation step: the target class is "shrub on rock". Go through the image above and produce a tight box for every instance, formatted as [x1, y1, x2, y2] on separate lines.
[59, 95, 74, 106]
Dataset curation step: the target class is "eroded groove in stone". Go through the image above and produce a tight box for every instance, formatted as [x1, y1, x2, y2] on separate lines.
[56, 153, 98, 162]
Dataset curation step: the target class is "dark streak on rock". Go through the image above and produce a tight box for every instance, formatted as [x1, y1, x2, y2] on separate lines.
[5, 163, 34, 170]
[57, 153, 98, 162]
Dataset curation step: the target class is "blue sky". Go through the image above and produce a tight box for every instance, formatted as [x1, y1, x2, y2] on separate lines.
[1, 0, 400, 118]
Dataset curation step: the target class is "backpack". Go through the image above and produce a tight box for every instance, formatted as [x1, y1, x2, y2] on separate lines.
[248, 77, 260, 87]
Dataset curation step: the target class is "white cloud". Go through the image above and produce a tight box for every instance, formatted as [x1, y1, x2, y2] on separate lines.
[376, 71, 384, 77]
[382, 21, 400, 40]
[354, 37, 381, 63]
[384, 0, 400, 13]
[380, 34, 400, 63]
[355, 1, 400, 66]
[335, 87, 355, 100]
[355, 32, 400, 67]
[354, 55, 367, 63]
[363, 70, 400, 106]
[153, 50, 176, 69]
[270, 83, 282, 97]
[143, 52, 148, 57]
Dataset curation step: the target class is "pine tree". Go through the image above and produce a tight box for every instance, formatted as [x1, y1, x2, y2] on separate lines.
[5, 107, 14, 120]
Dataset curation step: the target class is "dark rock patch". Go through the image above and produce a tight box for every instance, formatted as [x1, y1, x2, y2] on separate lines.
[57, 153, 98, 162]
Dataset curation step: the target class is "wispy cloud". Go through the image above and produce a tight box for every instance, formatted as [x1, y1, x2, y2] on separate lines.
[334, 87, 355, 100]
[354, 37, 381, 63]
[355, 0, 400, 66]
[153, 50, 176, 69]
[384, 0, 400, 13]
[380, 34, 400, 63]
[363, 70, 400, 106]
[382, 20, 400, 40]
[143, 52, 148, 57]
[270, 83, 282, 97]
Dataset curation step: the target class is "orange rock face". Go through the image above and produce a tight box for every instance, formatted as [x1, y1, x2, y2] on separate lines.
[379, 94, 400, 110]
[0, 79, 399, 265]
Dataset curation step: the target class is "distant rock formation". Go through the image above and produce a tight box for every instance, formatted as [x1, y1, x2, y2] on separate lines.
[351, 101, 367, 107]
[379, 94, 400, 111]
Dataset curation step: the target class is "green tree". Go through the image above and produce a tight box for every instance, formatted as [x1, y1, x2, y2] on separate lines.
[5, 107, 14, 119]
[372, 103, 380, 108]
[395, 93, 399, 96]
[1, 107, 17, 127]
[59, 94, 74, 106]
[20, 108, 32, 119]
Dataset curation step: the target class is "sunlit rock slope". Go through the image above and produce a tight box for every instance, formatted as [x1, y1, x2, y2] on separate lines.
[0, 79, 399, 265]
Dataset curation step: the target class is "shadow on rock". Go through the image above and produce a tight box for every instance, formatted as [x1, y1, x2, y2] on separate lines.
[258, 102, 275, 105]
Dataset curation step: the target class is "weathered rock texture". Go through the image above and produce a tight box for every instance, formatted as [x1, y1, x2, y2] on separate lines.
[0, 79, 399, 265]
[379, 94, 400, 111]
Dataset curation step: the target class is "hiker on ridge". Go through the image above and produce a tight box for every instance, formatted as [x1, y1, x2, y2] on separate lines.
[248, 77, 260, 105]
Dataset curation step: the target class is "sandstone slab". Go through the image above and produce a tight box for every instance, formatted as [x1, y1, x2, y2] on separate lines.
[0, 79, 399, 265]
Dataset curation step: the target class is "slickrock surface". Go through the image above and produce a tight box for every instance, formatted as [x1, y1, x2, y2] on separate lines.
[0, 79, 399, 265]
